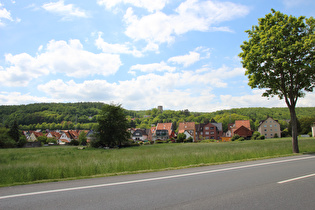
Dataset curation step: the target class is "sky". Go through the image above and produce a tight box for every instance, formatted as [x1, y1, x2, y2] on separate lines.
[0, 0, 314, 112]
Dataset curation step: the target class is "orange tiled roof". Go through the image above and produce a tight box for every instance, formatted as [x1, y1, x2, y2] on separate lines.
[234, 120, 251, 130]
[156, 123, 173, 136]
[178, 122, 195, 133]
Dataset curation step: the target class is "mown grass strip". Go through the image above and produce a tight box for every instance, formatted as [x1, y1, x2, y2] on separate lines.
[0, 137, 314, 187]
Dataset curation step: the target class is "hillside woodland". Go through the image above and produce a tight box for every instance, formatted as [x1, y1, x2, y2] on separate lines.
[0, 102, 315, 135]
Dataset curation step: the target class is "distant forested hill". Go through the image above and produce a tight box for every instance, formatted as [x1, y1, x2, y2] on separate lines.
[0, 103, 314, 134]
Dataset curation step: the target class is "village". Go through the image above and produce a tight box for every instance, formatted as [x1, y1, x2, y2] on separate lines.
[22, 116, 288, 146]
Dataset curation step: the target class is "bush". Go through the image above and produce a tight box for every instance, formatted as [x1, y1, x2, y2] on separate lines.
[251, 131, 261, 140]
[237, 137, 245, 141]
[37, 136, 48, 144]
[0, 134, 16, 148]
[231, 134, 240, 141]
[258, 135, 265, 140]
[69, 140, 80, 146]
[274, 133, 279, 138]
[17, 136, 27, 148]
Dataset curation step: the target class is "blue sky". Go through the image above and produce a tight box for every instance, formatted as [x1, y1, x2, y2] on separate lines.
[0, 0, 314, 112]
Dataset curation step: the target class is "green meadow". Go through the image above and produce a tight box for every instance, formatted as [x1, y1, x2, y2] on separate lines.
[1, 137, 315, 187]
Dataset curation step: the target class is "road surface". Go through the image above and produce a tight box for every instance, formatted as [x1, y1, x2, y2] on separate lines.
[1, 155, 314, 209]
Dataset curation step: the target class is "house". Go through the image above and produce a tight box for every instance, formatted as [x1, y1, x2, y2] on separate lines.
[59, 131, 72, 144]
[152, 122, 175, 141]
[230, 120, 252, 139]
[195, 122, 223, 141]
[312, 123, 315, 137]
[46, 131, 61, 140]
[178, 122, 195, 141]
[132, 129, 148, 141]
[29, 131, 44, 142]
[68, 130, 79, 140]
[258, 117, 281, 139]
[148, 126, 156, 141]
[86, 130, 96, 143]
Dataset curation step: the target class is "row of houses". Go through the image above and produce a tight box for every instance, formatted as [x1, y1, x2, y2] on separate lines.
[131, 117, 282, 142]
[23, 117, 283, 144]
[23, 130, 94, 144]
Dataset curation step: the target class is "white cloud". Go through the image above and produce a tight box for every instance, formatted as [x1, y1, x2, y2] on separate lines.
[168, 51, 200, 67]
[0, 4, 13, 26]
[97, 0, 169, 12]
[35, 65, 246, 111]
[95, 32, 143, 57]
[42, 0, 88, 20]
[0, 39, 122, 87]
[129, 61, 176, 75]
[0, 92, 58, 105]
[123, 0, 249, 45]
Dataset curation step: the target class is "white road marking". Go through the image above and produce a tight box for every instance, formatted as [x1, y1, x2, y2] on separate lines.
[1, 155, 314, 200]
[277, 173, 315, 184]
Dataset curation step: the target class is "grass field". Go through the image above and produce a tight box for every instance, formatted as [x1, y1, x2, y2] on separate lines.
[0, 137, 314, 187]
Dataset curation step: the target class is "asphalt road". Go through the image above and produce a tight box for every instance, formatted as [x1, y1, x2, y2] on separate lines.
[1, 155, 315, 210]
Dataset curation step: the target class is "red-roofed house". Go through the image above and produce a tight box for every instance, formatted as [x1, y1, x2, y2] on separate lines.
[152, 123, 175, 141]
[230, 120, 253, 139]
[178, 122, 195, 141]
[29, 131, 44, 142]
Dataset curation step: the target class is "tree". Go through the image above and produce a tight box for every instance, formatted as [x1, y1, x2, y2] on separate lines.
[78, 131, 87, 145]
[96, 104, 130, 147]
[177, 133, 186, 143]
[239, 9, 315, 153]
[9, 121, 20, 143]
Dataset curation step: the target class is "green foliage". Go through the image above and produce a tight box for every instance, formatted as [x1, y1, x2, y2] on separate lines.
[69, 140, 80, 146]
[37, 136, 48, 144]
[258, 135, 265, 140]
[96, 104, 129, 148]
[177, 133, 186, 143]
[1, 103, 315, 135]
[17, 135, 27, 148]
[231, 134, 241, 141]
[239, 9, 315, 153]
[78, 132, 87, 146]
[251, 131, 261, 140]
[0, 127, 16, 148]
[8, 121, 20, 143]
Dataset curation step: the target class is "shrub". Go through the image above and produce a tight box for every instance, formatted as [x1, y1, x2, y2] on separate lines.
[258, 135, 265, 140]
[69, 140, 80, 146]
[251, 131, 261, 140]
[237, 137, 245, 141]
[17, 135, 27, 148]
[37, 136, 48, 144]
[231, 134, 240, 141]
[274, 133, 279, 138]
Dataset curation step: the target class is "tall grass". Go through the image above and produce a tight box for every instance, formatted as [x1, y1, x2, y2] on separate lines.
[0, 137, 314, 187]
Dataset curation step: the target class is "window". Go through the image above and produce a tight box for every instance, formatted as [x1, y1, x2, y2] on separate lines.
[211, 132, 214, 135]
[210, 127, 214, 130]
[270, 125, 272, 127]
[205, 127, 209, 130]
[205, 132, 209, 135]
[264, 125, 267, 127]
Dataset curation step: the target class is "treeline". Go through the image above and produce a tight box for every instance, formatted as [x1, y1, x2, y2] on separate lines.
[0, 103, 315, 134]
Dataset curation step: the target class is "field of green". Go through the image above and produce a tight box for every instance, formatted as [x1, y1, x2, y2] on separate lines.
[1, 137, 315, 187]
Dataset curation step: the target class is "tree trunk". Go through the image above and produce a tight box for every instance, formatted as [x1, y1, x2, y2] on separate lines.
[289, 106, 299, 153]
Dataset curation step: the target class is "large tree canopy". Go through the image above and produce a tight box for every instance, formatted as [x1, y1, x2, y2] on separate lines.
[239, 9, 315, 153]
[96, 103, 130, 147]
